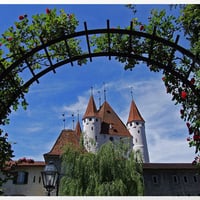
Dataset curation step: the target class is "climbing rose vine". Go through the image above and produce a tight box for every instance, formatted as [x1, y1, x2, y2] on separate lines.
[0, 8, 85, 125]
[0, 5, 199, 170]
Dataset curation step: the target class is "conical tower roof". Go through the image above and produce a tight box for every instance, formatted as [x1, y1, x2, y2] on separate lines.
[82, 95, 97, 119]
[98, 101, 131, 137]
[127, 100, 145, 123]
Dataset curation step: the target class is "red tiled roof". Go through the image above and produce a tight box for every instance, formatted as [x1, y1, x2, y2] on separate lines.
[4, 161, 45, 170]
[16, 161, 45, 167]
[127, 100, 145, 123]
[98, 101, 131, 137]
[45, 129, 80, 156]
[82, 95, 97, 119]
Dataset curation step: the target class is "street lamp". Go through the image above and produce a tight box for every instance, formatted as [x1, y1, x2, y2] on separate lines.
[41, 161, 59, 196]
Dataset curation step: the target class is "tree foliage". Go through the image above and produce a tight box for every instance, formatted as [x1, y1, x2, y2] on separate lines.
[0, 5, 200, 182]
[0, 131, 14, 195]
[0, 8, 83, 126]
[59, 141, 143, 196]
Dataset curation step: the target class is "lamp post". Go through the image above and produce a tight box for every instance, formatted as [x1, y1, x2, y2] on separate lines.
[41, 161, 59, 196]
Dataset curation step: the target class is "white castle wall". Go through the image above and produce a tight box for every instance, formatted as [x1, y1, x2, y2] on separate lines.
[127, 120, 149, 163]
[83, 116, 101, 153]
[83, 117, 133, 154]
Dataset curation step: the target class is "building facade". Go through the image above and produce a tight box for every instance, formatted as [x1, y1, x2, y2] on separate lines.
[2, 160, 46, 196]
[143, 163, 200, 196]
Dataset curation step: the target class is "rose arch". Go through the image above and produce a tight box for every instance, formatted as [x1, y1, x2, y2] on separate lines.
[0, 8, 200, 156]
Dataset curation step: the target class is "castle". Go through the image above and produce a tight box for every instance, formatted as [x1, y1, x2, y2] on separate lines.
[82, 95, 149, 163]
[2, 95, 200, 196]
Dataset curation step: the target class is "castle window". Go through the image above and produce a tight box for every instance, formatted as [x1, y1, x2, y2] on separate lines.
[91, 126, 93, 131]
[130, 122, 132, 126]
[109, 137, 114, 141]
[138, 130, 140, 134]
[95, 136, 97, 140]
[33, 176, 36, 183]
[152, 175, 159, 184]
[89, 118, 92, 121]
[13, 171, 28, 184]
[96, 119, 98, 122]
[193, 175, 198, 183]
[136, 122, 139, 125]
[39, 176, 41, 183]
[183, 176, 188, 183]
[172, 175, 179, 184]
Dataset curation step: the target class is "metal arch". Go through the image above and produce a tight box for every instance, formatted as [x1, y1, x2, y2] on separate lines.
[0, 21, 199, 81]
[0, 20, 200, 121]
[1, 52, 199, 121]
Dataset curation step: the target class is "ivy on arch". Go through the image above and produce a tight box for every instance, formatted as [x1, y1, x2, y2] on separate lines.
[0, 6, 200, 162]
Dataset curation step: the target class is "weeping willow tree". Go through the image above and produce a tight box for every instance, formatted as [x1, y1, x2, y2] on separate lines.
[59, 141, 144, 196]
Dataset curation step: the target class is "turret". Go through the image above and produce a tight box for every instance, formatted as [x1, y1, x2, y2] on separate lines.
[127, 100, 150, 163]
[82, 95, 101, 152]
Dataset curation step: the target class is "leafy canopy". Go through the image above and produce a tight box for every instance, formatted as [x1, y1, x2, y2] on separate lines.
[0, 5, 200, 180]
[60, 141, 143, 196]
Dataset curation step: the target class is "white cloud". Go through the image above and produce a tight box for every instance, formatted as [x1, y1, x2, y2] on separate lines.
[148, 132, 195, 163]
[25, 125, 44, 133]
[62, 95, 88, 116]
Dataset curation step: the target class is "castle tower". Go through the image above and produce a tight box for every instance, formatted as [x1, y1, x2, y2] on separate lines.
[82, 95, 101, 152]
[127, 100, 150, 163]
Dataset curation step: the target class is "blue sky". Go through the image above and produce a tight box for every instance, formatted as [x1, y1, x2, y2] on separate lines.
[0, 4, 196, 163]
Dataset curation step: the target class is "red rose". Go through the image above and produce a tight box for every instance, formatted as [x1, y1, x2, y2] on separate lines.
[46, 8, 51, 14]
[7, 37, 13, 41]
[0, 43, 2, 47]
[181, 91, 187, 99]
[162, 76, 165, 81]
[190, 78, 195, 85]
[19, 15, 24, 20]
[193, 135, 200, 141]
[140, 25, 145, 31]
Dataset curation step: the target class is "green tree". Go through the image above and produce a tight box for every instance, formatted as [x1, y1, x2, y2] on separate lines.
[0, 5, 200, 181]
[0, 131, 15, 195]
[59, 141, 143, 196]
